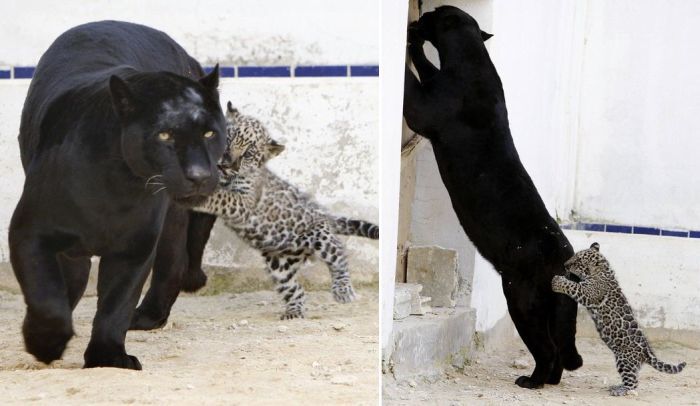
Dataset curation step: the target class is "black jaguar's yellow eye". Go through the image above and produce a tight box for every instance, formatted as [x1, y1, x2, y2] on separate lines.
[203, 131, 215, 139]
[157, 132, 171, 141]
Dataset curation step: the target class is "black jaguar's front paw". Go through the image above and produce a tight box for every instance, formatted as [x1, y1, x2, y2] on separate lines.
[180, 267, 208, 292]
[84, 351, 142, 370]
[515, 375, 544, 389]
[407, 21, 425, 46]
[23, 311, 74, 364]
[545, 365, 563, 385]
[129, 307, 168, 331]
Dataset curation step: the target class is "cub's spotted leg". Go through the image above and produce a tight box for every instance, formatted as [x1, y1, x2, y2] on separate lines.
[312, 231, 356, 303]
[264, 253, 307, 320]
[610, 357, 640, 396]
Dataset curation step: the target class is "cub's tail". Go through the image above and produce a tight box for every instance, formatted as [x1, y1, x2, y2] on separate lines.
[331, 217, 379, 239]
[648, 352, 686, 374]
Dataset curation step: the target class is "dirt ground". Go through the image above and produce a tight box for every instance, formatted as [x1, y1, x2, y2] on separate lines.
[0, 288, 378, 405]
[384, 337, 700, 405]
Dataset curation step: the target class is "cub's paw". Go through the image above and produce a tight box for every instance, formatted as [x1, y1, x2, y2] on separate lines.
[551, 275, 568, 292]
[609, 385, 634, 396]
[281, 310, 305, 320]
[332, 282, 356, 304]
[514, 375, 544, 389]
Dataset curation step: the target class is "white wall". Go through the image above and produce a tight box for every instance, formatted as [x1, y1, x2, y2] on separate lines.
[0, 2, 379, 280]
[206, 78, 378, 273]
[575, 0, 700, 230]
[1, 0, 378, 66]
[380, 0, 409, 354]
[472, 0, 587, 331]
[402, 0, 700, 334]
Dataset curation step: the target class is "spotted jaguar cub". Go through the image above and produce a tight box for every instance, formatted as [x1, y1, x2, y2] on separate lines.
[552, 243, 686, 396]
[194, 102, 378, 319]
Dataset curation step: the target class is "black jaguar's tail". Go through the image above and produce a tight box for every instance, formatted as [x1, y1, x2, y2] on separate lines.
[331, 217, 379, 239]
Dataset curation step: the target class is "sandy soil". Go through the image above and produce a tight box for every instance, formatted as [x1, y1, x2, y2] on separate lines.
[0, 288, 378, 405]
[384, 337, 700, 405]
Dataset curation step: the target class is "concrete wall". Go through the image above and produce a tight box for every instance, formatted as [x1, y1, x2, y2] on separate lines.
[474, 0, 700, 333]
[209, 79, 378, 282]
[381, 0, 410, 353]
[575, 0, 700, 230]
[0, 3, 378, 287]
[1, 0, 378, 66]
[399, 0, 700, 338]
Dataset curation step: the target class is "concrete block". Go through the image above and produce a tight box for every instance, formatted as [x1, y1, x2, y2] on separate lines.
[406, 245, 458, 308]
[389, 307, 477, 380]
[393, 287, 411, 320]
[395, 282, 431, 316]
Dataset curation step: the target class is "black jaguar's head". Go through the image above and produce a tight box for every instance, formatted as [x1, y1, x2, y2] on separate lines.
[412, 6, 492, 52]
[109, 66, 227, 207]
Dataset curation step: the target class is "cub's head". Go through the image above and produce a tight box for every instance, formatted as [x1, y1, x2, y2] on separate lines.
[564, 243, 612, 280]
[411, 6, 492, 52]
[109, 66, 226, 207]
[218, 101, 285, 178]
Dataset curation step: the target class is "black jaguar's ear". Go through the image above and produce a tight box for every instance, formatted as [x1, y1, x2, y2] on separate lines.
[109, 75, 136, 119]
[481, 30, 493, 41]
[268, 139, 285, 158]
[199, 64, 220, 91]
[590, 242, 600, 252]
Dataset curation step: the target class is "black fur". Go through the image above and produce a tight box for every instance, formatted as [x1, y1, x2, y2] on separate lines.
[403, 6, 582, 388]
[10, 21, 226, 369]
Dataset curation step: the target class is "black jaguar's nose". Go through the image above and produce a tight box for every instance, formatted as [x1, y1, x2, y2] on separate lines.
[185, 164, 212, 185]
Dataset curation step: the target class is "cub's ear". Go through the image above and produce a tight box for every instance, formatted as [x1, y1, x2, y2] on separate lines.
[481, 30, 493, 41]
[199, 64, 220, 91]
[109, 75, 136, 119]
[268, 139, 285, 158]
[590, 242, 600, 251]
[226, 100, 240, 117]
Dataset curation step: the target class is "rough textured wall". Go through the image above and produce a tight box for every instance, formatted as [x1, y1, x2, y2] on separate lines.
[0, 0, 378, 66]
[207, 78, 379, 285]
[0, 78, 378, 286]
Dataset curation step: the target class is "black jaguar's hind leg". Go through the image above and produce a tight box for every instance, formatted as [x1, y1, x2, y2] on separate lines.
[57, 254, 91, 310]
[552, 290, 583, 371]
[503, 278, 557, 389]
[9, 230, 74, 365]
[181, 211, 217, 292]
[85, 250, 152, 370]
[131, 205, 189, 331]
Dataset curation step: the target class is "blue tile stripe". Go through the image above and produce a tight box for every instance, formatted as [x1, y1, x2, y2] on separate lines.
[13, 66, 35, 79]
[350, 65, 379, 76]
[295, 65, 347, 77]
[0, 64, 379, 79]
[564, 222, 700, 239]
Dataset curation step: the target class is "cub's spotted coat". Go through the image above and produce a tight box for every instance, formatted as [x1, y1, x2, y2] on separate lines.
[552, 243, 686, 396]
[194, 102, 378, 319]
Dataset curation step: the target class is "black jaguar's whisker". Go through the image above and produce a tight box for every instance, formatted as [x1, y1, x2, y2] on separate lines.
[144, 174, 164, 190]
[152, 186, 167, 195]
